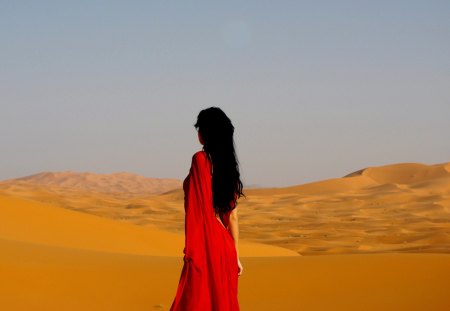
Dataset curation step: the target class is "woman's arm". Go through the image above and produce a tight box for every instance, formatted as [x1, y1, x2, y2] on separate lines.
[229, 207, 243, 275]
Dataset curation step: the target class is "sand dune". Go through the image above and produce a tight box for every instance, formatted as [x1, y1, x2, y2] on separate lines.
[237, 162, 450, 255]
[1, 162, 449, 256]
[0, 194, 297, 257]
[0, 193, 182, 256]
[2, 171, 182, 196]
[360, 162, 450, 184]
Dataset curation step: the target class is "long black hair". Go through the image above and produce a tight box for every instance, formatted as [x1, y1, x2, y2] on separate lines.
[194, 107, 244, 216]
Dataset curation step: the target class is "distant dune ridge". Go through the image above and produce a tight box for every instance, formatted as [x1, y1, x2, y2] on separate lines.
[344, 162, 450, 184]
[0, 161, 449, 310]
[2, 170, 182, 196]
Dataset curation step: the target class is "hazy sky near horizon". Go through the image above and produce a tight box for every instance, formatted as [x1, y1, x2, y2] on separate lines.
[1, 1, 449, 187]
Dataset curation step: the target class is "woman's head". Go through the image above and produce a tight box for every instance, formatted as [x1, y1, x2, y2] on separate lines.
[195, 107, 234, 148]
[194, 107, 244, 215]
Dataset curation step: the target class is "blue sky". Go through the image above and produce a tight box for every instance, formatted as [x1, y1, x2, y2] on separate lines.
[1, 1, 449, 187]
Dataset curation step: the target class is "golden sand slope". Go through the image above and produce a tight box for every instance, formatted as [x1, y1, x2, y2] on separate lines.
[0, 193, 182, 256]
[1, 238, 449, 311]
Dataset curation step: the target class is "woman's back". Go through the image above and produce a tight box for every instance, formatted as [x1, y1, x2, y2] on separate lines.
[170, 151, 239, 311]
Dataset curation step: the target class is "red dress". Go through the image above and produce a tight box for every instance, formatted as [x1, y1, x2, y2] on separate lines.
[170, 151, 240, 311]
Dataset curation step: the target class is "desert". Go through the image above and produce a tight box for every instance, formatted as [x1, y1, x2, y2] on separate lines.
[1, 162, 449, 310]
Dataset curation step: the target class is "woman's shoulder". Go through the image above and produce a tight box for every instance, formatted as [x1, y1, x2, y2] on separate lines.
[192, 150, 207, 161]
[190, 151, 211, 174]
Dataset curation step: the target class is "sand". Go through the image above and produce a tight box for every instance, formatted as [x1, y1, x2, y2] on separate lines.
[1, 161, 449, 310]
[3, 162, 448, 256]
[1, 238, 449, 310]
[8, 171, 182, 196]
[0, 194, 296, 257]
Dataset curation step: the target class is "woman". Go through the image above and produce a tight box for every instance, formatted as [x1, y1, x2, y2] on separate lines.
[170, 107, 244, 311]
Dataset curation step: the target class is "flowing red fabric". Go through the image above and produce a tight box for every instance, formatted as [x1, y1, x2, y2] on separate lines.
[170, 151, 239, 311]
